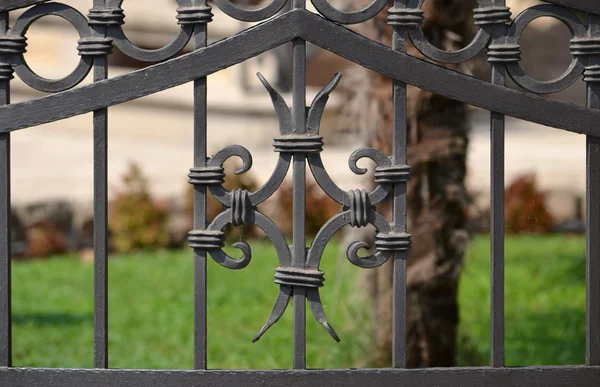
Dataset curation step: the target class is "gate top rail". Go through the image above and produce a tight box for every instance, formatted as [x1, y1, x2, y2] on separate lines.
[0, 8, 599, 135]
[542, 0, 600, 15]
[0, 0, 47, 12]
[2, 0, 597, 15]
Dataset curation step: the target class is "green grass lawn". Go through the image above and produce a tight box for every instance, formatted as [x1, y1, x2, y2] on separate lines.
[11, 235, 587, 369]
[458, 234, 586, 366]
[12, 241, 369, 369]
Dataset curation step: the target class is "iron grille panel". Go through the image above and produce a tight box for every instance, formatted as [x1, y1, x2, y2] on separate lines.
[0, 0, 597, 384]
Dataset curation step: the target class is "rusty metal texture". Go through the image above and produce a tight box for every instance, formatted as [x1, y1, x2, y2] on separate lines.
[0, 0, 596, 384]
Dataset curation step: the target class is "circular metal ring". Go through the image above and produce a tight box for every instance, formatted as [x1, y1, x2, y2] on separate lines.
[310, 0, 388, 25]
[105, 0, 194, 63]
[11, 2, 94, 93]
[409, 27, 491, 64]
[212, 0, 288, 22]
[406, 0, 503, 64]
[506, 4, 586, 94]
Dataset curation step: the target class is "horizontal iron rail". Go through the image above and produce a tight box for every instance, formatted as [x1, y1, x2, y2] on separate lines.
[0, 0, 47, 12]
[0, 10, 600, 136]
[542, 0, 600, 16]
[0, 366, 599, 387]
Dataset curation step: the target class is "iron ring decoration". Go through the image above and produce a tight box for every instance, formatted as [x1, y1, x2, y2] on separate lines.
[212, 0, 288, 22]
[505, 4, 586, 94]
[104, 0, 194, 63]
[10, 2, 94, 93]
[310, 0, 388, 25]
[406, 0, 505, 64]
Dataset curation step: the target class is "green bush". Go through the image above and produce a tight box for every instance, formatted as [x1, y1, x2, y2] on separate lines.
[505, 173, 555, 234]
[109, 163, 170, 253]
[24, 221, 68, 259]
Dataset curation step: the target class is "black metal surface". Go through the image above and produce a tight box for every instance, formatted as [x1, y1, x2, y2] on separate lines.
[586, 14, 600, 368]
[1, 366, 600, 387]
[0, 1, 48, 12]
[390, 0, 409, 369]
[0, 0, 597, 383]
[191, 0, 210, 371]
[91, 0, 108, 370]
[542, 0, 600, 16]
[489, 0, 506, 369]
[0, 11, 10, 369]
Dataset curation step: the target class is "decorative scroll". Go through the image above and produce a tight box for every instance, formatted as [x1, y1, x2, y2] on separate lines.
[186, 72, 411, 342]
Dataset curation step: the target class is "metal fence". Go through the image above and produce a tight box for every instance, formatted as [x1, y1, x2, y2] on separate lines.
[0, 0, 599, 385]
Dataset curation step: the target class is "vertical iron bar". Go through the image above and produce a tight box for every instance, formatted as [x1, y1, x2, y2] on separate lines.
[490, 70, 505, 368]
[490, 6, 507, 367]
[92, 0, 108, 369]
[490, 79, 505, 369]
[0, 10, 10, 369]
[587, 111, 600, 367]
[586, 14, 600, 368]
[391, 3, 408, 369]
[292, 0, 307, 370]
[193, 0, 209, 370]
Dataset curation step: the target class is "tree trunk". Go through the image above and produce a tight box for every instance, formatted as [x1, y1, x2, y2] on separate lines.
[341, 0, 480, 367]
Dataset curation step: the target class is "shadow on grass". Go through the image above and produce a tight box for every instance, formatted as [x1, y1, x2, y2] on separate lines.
[13, 312, 92, 326]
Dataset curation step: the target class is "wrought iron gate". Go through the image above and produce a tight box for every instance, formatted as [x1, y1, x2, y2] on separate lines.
[0, 0, 599, 385]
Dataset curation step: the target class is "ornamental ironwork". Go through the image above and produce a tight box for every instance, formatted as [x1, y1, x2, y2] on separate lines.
[0, 0, 598, 385]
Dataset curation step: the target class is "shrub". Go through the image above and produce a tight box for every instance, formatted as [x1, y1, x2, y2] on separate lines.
[109, 163, 170, 253]
[24, 221, 68, 259]
[276, 179, 341, 237]
[185, 161, 261, 239]
[505, 173, 555, 234]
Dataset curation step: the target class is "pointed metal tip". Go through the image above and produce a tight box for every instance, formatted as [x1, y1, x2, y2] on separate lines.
[323, 322, 341, 342]
[252, 326, 268, 343]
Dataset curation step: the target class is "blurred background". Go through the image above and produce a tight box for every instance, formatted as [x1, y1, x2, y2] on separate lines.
[6, 0, 590, 370]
